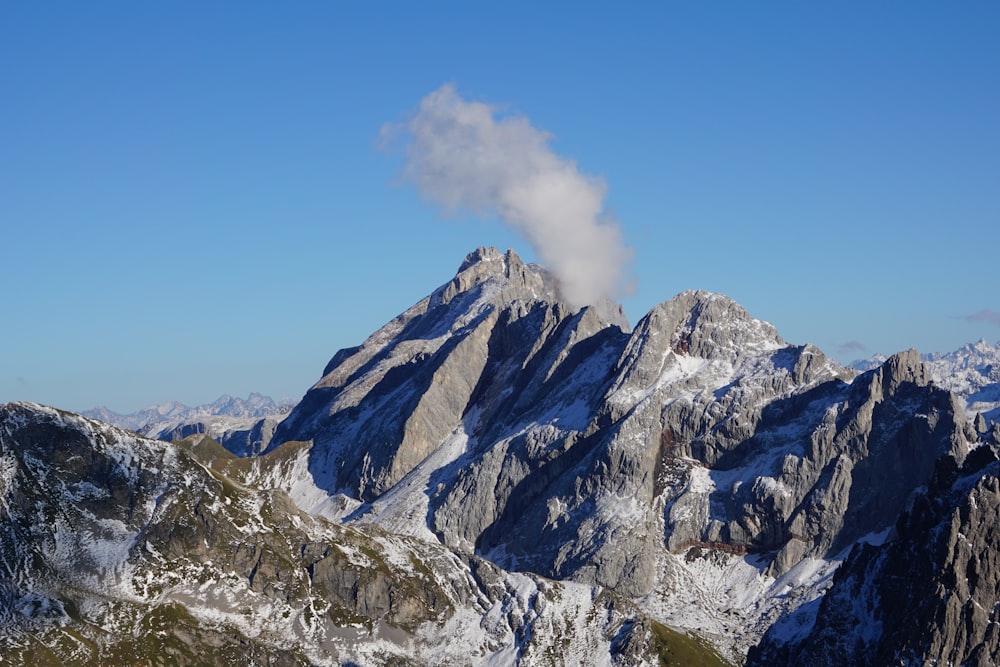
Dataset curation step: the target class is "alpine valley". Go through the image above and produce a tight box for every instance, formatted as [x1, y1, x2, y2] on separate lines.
[2, 248, 998, 666]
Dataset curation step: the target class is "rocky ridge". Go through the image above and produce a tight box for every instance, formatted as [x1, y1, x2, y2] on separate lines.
[264, 247, 977, 660]
[0, 401, 702, 666]
[853, 338, 1000, 430]
[747, 435, 1000, 666]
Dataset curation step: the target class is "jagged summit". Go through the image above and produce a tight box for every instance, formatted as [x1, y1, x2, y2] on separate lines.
[270, 246, 633, 499]
[259, 247, 983, 661]
[855, 339, 1000, 428]
[926, 337, 999, 362]
[434, 245, 559, 313]
[456, 245, 509, 272]
[447, 245, 630, 328]
[82, 392, 291, 431]
[638, 289, 785, 362]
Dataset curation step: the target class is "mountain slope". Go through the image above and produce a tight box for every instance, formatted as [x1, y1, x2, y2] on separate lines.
[7, 247, 987, 664]
[747, 438, 1000, 666]
[0, 401, 714, 666]
[263, 246, 974, 659]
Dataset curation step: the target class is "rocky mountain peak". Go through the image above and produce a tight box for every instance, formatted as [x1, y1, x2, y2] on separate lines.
[882, 347, 926, 381]
[629, 289, 784, 365]
[272, 246, 633, 499]
[436, 246, 558, 311]
[457, 245, 506, 272]
[447, 246, 629, 329]
[932, 337, 998, 362]
[970, 337, 997, 354]
[675, 290, 782, 355]
[868, 348, 929, 398]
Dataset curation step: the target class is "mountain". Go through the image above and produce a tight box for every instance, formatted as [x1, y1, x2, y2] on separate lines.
[853, 339, 1000, 430]
[0, 401, 705, 666]
[83, 392, 293, 431]
[83, 393, 294, 456]
[2, 246, 993, 665]
[263, 247, 976, 659]
[923, 339, 1000, 429]
[747, 437, 1000, 666]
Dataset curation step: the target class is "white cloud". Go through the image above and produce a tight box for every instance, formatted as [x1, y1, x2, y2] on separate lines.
[385, 84, 632, 309]
[836, 340, 868, 354]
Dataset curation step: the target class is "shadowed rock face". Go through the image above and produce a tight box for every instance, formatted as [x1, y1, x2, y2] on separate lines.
[269, 246, 629, 501]
[747, 445, 1000, 667]
[266, 247, 972, 603]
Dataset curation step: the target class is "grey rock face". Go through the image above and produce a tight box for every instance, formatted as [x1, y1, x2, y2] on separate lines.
[270, 247, 629, 501]
[0, 401, 676, 666]
[747, 444, 1000, 667]
[266, 247, 970, 616]
[855, 338, 1000, 428]
[658, 348, 969, 576]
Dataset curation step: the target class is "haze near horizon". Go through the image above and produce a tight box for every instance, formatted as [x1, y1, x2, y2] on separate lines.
[2, 3, 997, 413]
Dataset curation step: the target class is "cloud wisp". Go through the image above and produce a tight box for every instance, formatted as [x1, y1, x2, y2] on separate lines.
[959, 309, 1000, 328]
[836, 340, 868, 355]
[385, 84, 632, 309]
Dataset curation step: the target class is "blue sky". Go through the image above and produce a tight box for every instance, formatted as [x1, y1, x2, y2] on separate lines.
[2, 3, 998, 413]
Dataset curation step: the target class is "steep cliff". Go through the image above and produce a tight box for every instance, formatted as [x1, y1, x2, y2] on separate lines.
[748, 442, 1000, 666]
[262, 247, 972, 659]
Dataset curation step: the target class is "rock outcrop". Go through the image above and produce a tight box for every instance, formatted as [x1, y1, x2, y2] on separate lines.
[149, 412, 286, 456]
[855, 338, 1000, 428]
[747, 443, 1000, 666]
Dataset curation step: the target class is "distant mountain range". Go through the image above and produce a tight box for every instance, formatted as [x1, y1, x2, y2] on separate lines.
[1, 247, 997, 665]
[83, 392, 294, 431]
[82, 393, 294, 457]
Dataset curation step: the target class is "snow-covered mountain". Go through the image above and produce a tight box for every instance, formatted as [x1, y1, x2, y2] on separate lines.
[0, 402, 692, 665]
[924, 339, 1000, 426]
[83, 393, 294, 456]
[3, 247, 997, 665]
[262, 247, 980, 661]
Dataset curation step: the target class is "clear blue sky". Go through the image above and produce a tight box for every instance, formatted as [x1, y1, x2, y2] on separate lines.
[2, 2, 998, 413]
